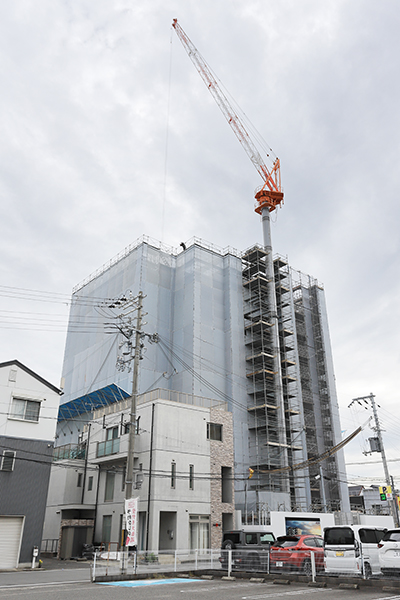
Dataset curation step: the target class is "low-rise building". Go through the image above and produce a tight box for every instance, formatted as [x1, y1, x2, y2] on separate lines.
[0, 360, 61, 567]
[43, 388, 235, 557]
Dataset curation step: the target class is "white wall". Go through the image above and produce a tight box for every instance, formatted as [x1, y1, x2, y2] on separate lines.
[270, 511, 336, 537]
[0, 362, 60, 441]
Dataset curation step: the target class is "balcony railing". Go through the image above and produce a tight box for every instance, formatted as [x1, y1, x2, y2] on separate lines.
[97, 438, 120, 458]
[53, 444, 86, 461]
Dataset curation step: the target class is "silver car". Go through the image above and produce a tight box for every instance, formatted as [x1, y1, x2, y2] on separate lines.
[378, 529, 400, 576]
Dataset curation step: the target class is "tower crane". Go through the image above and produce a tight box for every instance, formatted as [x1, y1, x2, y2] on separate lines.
[172, 19, 283, 214]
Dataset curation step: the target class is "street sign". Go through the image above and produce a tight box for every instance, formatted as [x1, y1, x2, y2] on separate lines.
[379, 485, 392, 501]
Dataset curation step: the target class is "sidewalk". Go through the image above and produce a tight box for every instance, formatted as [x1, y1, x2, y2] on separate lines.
[39, 556, 92, 570]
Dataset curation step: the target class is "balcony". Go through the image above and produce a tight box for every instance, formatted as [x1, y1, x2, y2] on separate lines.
[97, 438, 120, 458]
[53, 444, 86, 461]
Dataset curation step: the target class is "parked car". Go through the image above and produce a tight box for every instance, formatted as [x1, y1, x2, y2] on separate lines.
[269, 535, 324, 576]
[219, 529, 276, 571]
[378, 529, 400, 576]
[324, 525, 386, 578]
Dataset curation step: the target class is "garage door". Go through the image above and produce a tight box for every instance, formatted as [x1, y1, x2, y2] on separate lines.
[0, 516, 25, 569]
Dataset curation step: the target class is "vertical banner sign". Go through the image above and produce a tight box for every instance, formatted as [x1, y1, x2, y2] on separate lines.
[125, 497, 138, 546]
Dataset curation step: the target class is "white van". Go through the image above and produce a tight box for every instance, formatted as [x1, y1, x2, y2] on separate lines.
[324, 525, 386, 577]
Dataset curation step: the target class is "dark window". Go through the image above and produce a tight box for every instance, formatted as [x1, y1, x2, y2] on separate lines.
[221, 466, 232, 503]
[223, 533, 241, 545]
[207, 423, 222, 441]
[303, 537, 316, 547]
[383, 530, 400, 542]
[360, 528, 379, 544]
[314, 537, 324, 548]
[1, 450, 15, 472]
[274, 540, 298, 548]
[376, 529, 385, 542]
[324, 527, 354, 545]
[10, 398, 40, 422]
[245, 533, 258, 545]
[171, 462, 176, 488]
[189, 465, 194, 490]
[104, 471, 115, 502]
[77, 473, 83, 487]
[88, 476, 93, 491]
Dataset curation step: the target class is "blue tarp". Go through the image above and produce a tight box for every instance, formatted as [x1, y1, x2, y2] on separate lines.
[58, 383, 130, 421]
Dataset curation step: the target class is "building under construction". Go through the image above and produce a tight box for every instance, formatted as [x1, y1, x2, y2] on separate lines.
[59, 234, 350, 517]
[57, 20, 350, 524]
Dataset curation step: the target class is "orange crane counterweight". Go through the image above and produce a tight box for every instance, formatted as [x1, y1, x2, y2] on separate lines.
[172, 19, 283, 213]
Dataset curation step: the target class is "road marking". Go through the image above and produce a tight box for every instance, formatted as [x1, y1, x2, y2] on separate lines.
[242, 588, 338, 599]
[0, 581, 89, 589]
[97, 577, 204, 587]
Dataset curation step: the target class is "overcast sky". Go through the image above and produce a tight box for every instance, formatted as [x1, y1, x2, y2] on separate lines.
[1, 0, 399, 487]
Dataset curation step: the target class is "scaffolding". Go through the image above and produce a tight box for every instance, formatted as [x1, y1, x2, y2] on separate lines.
[242, 247, 298, 499]
[292, 272, 341, 512]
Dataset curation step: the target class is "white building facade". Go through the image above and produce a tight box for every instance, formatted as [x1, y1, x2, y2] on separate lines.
[44, 389, 234, 555]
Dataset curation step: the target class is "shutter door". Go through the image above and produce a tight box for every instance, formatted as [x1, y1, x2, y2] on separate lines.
[0, 516, 24, 568]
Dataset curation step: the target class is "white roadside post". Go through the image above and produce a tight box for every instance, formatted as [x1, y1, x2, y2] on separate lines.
[310, 551, 316, 582]
[31, 546, 38, 570]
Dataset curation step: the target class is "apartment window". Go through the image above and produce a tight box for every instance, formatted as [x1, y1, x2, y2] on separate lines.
[171, 462, 176, 489]
[189, 464, 194, 490]
[88, 476, 93, 491]
[104, 471, 115, 502]
[189, 515, 210, 551]
[1, 450, 16, 472]
[10, 398, 40, 422]
[207, 422, 222, 441]
[97, 426, 120, 458]
[77, 473, 83, 487]
[106, 426, 119, 440]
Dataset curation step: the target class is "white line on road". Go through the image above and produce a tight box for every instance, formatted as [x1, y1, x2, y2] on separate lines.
[0, 580, 89, 589]
[242, 588, 338, 599]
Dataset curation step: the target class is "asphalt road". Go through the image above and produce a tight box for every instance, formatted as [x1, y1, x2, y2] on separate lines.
[1, 574, 400, 600]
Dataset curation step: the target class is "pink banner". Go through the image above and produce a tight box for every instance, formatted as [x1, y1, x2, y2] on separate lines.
[125, 497, 138, 546]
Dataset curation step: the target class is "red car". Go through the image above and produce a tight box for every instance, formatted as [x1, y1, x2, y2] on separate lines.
[269, 535, 325, 575]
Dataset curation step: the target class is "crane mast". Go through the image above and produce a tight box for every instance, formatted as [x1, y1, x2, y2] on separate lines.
[172, 18, 283, 213]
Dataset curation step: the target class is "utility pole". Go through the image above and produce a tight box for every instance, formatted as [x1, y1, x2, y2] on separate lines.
[125, 291, 143, 501]
[349, 393, 397, 525]
[105, 290, 158, 566]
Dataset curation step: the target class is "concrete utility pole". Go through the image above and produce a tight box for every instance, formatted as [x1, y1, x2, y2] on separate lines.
[125, 291, 143, 501]
[349, 393, 397, 525]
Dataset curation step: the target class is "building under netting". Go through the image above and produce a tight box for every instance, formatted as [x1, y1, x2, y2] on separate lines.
[58, 234, 350, 516]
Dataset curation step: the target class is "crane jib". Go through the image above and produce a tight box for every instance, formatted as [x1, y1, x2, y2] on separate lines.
[172, 19, 284, 213]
